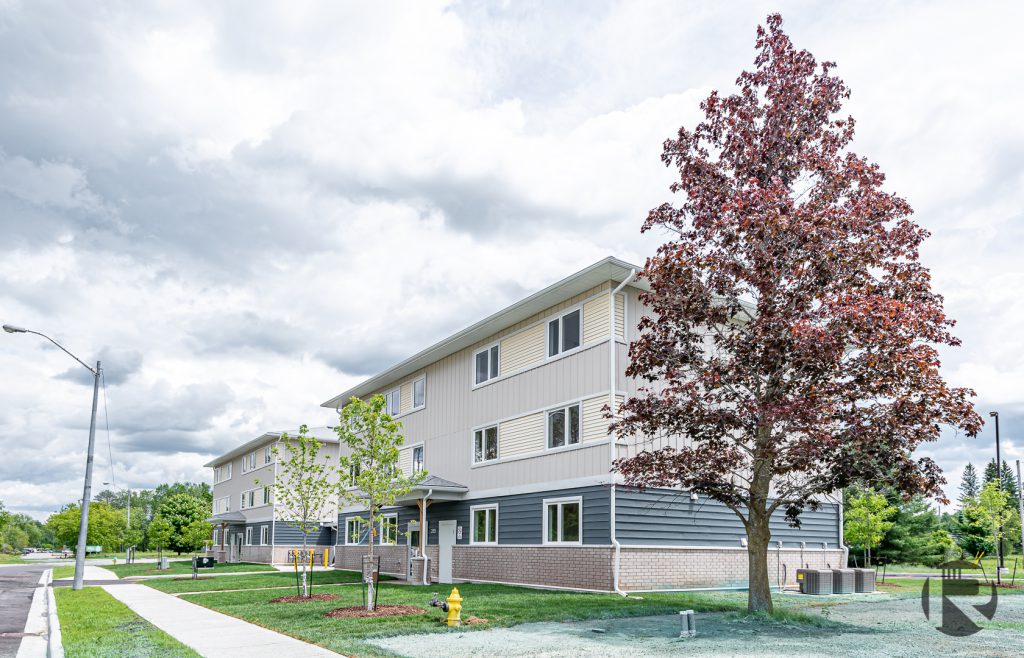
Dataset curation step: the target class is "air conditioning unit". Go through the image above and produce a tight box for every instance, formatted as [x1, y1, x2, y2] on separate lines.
[853, 568, 876, 593]
[832, 568, 856, 594]
[796, 569, 833, 595]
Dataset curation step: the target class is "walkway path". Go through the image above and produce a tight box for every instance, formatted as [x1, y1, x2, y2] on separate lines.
[102, 585, 340, 657]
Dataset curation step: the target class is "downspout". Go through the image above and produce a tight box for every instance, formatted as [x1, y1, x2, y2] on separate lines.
[421, 489, 432, 585]
[609, 270, 635, 597]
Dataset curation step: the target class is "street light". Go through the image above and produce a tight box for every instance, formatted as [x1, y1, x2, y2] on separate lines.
[4, 324, 101, 591]
[103, 482, 132, 564]
[990, 411, 1004, 582]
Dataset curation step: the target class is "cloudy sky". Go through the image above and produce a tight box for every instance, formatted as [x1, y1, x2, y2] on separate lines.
[1, 1, 1021, 520]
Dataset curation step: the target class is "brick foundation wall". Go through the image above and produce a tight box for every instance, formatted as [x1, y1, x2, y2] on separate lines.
[453, 546, 615, 591]
[334, 545, 409, 577]
[618, 547, 847, 590]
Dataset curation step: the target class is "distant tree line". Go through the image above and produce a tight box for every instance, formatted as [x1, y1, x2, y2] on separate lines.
[844, 460, 1022, 567]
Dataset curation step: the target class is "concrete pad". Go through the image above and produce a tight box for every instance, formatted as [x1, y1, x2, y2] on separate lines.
[81, 566, 118, 580]
[102, 585, 340, 657]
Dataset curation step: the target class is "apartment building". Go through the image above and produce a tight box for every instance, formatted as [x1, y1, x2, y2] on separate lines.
[321, 257, 845, 592]
[206, 427, 340, 564]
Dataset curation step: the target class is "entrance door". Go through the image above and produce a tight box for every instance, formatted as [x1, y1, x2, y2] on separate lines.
[230, 532, 242, 563]
[438, 520, 456, 584]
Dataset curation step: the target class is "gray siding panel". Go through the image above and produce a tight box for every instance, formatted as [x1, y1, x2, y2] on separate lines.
[615, 487, 841, 547]
[338, 486, 611, 547]
[273, 521, 335, 546]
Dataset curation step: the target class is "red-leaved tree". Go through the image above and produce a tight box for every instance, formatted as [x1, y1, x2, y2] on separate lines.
[612, 14, 982, 613]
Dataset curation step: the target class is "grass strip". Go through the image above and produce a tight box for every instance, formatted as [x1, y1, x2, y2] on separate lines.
[145, 568, 377, 594]
[106, 560, 276, 578]
[54, 586, 201, 658]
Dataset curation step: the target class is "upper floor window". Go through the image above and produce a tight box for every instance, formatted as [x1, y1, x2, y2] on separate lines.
[548, 309, 581, 357]
[384, 388, 400, 416]
[349, 460, 361, 486]
[547, 403, 580, 449]
[544, 497, 582, 544]
[214, 496, 231, 514]
[214, 463, 232, 484]
[262, 486, 272, 506]
[264, 446, 273, 465]
[471, 505, 498, 544]
[474, 426, 498, 463]
[242, 451, 258, 473]
[474, 344, 499, 384]
[412, 377, 426, 409]
[412, 445, 424, 473]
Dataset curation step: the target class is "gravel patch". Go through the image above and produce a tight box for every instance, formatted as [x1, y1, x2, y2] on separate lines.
[369, 594, 1024, 657]
[325, 605, 426, 618]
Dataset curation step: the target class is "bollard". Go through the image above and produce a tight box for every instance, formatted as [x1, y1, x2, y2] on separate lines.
[679, 610, 696, 638]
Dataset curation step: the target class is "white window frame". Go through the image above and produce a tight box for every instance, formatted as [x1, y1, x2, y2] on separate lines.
[264, 446, 273, 465]
[245, 527, 253, 546]
[546, 403, 581, 449]
[212, 528, 219, 545]
[348, 460, 361, 487]
[473, 343, 500, 385]
[473, 425, 499, 464]
[379, 513, 399, 545]
[542, 496, 583, 545]
[412, 445, 424, 473]
[384, 388, 400, 416]
[345, 517, 365, 545]
[470, 504, 498, 545]
[214, 463, 232, 484]
[260, 525, 269, 546]
[262, 486, 271, 506]
[214, 496, 231, 514]
[547, 307, 583, 358]
[412, 376, 426, 410]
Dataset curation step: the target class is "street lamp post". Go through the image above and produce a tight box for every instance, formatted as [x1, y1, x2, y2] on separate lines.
[989, 411, 1004, 581]
[4, 324, 101, 591]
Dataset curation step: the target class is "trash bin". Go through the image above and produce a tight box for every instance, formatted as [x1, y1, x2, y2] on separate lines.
[159, 557, 170, 570]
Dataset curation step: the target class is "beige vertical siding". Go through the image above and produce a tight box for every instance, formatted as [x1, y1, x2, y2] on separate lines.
[499, 323, 545, 375]
[582, 394, 624, 443]
[499, 412, 545, 458]
[399, 381, 413, 414]
[398, 445, 413, 475]
[614, 292, 625, 339]
[582, 294, 610, 344]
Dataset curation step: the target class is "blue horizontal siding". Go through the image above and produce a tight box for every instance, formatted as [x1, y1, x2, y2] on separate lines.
[615, 487, 841, 547]
[273, 521, 335, 546]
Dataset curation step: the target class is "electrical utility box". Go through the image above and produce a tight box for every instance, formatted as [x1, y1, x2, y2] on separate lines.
[831, 568, 856, 594]
[853, 568, 876, 593]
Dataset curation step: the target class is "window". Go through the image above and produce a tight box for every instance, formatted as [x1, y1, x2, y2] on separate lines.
[214, 464, 232, 483]
[474, 344, 499, 384]
[242, 451, 258, 473]
[348, 460, 361, 486]
[240, 489, 257, 510]
[212, 529, 219, 544]
[547, 404, 581, 449]
[345, 517, 365, 545]
[384, 388, 400, 416]
[245, 527, 253, 546]
[473, 426, 498, 463]
[412, 377, 426, 409]
[471, 505, 498, 544]
[379, 514, 398, 545]
[548, 309, 581, 357]
[412, 445, 424, 473]
[260, 525, 269, 546]
[544, 497, 582, 544]
[264, 446, 273, 465]
[214, 497, 231, 514]
[262, 486, 271, 506]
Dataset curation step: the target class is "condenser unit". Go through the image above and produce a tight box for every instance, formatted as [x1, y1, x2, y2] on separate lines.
[831, 568, 856, 594]
[796, 568, 833, 595]
[853, 568, 876, 593]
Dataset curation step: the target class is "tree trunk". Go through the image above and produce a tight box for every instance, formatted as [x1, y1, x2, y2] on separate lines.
[366, 506, 376, 611]
[746, 506, 774, 614]
[301, 531, 309, 597]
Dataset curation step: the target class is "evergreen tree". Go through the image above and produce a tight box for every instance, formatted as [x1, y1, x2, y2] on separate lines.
[876, 494, 950, 566]
[959, 463, 979, 505]
[983, 459, 1019, 498]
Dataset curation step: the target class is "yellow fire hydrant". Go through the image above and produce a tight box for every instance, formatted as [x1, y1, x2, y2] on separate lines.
[445, 587, 463, 627]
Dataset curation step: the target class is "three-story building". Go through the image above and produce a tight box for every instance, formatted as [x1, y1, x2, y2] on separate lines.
[322, 257, 846, 592]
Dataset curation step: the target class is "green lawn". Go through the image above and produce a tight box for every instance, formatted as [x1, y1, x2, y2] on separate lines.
[880, 554, 1024, 577]
[145, 568, 382, 594]
[106, 560, 276, 578]
[182, 582, 755, 657]
[55, 587, 200, 658]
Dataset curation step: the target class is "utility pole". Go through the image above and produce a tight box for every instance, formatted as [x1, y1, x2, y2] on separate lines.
[990, 411, 1004, 581]
[1018, 460, 1023, 581]
[4, 324, 101, 591]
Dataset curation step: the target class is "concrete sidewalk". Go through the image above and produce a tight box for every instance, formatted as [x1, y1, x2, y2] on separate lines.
[102, 585, 339, 657]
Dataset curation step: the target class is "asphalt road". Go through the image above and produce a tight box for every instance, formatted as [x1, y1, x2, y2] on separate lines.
[0, 564, 48, 658]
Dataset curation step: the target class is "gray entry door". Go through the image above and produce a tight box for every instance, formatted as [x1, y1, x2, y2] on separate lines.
[438, 520, 456, 584]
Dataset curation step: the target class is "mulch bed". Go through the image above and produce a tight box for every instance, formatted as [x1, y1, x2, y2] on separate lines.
[325, 605, 426, 618]
[272, 593, 342, 604]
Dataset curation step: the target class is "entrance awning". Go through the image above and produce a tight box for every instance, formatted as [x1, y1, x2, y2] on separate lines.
[207, 512, 246, 524]
[394, 474, 468, 504]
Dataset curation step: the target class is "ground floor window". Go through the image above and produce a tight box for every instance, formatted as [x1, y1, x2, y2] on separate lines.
[260, 525, 269, 545]
[471, 505, 498, 544]
[345, 517, 366, 545]
[212, 528, 219, 545]
[543, 497, 582, 544]
[244, 527, 253, 546]
[379, 514, 399, 545]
